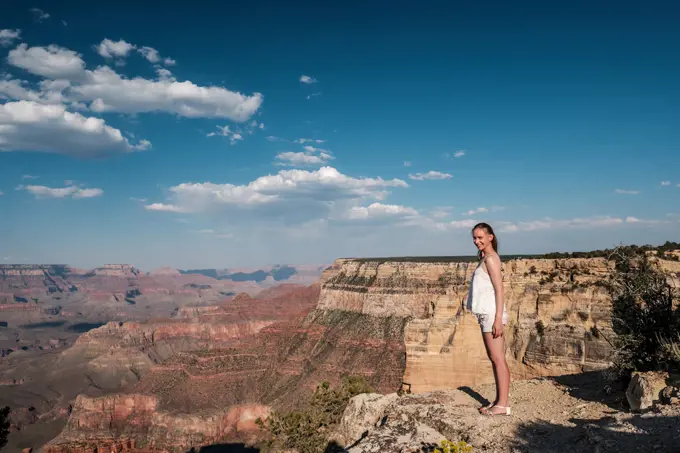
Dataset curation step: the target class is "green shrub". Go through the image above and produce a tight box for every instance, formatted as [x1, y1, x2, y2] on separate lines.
[0, 406, 9, 450]
[535, 320, 545, 337]
[433, 439, 473, 453]
[609, 248, 680, 374]
[256, 376, 373, 453]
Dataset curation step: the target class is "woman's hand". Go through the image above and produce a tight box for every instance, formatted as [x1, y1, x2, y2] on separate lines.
[492, 317, 504, 339]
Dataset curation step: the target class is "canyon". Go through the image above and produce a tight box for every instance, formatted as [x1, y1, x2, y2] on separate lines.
[0, 263, 325, 452]
[3, 255, 679, 452]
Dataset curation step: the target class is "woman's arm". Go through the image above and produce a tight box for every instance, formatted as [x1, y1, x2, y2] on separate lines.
[485, 254, 505, 338]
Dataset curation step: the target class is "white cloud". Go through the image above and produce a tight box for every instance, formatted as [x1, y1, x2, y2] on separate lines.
[429, 206, 453, 219]
[449, 219, 479, 229]
[463, 207, 488, 216]
[306, 92, 321, 100]
[0, 101, 150, 157]
[29, 8, 50, 22]
[0, 29, 21, 47]
[130, 197, 148, 202]
[660, 181, 671, 186]
[408, 171, 452, 181]
[145, 203, 188, 213]
[22, 174, 39, 180]
[6, 44, 262, 122]
[344, 203, 418, 221]
[96, 39, 136, 59]
[0, 190, 4, 196]
[0, 79, 70, 105]
[276, 143, 334, 166]
[303, 145, 328, 153]
[615, 189, 639, 195]
[138, 46, 170, 64]
[145, 166, 408, 225]
[294, 138, 326, 144]
[403, 161, 412, 167]
[207, 125, 246, 145]
[18, 184, 103, 199]
[275, 151, 334, 166]
[444, 150, 466, 159]
[624, 216, 662, 225]
[495, 216, 625, 233]
[8, 44, 86, 79]
[75, 66, 262, 121]
[300, 75, 317, 84]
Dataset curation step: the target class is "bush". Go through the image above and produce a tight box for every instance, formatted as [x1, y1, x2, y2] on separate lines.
[433, 439, 473, 453]
[609, 248, 680, 374]
[256, 376, 373, 453]
[0, 406, 9, 450]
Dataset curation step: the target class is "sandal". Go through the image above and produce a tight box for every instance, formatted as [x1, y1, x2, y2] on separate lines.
[481, 405, 511, 416]
[478, 402, 495, 413]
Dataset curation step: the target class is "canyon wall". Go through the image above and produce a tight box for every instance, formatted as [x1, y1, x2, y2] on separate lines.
[318, 256, 680, 393]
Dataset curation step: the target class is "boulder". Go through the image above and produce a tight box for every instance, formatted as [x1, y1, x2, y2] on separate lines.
[334, 392, 399, 446]
[660, 386, 675, 405]
[625, 371, 669, 411]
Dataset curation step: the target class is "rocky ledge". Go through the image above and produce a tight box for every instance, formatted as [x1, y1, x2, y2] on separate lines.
[333, 372, 680, 453]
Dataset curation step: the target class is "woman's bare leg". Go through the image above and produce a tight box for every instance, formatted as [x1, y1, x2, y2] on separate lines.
[479, 334, 498, 411]
[482, 332, 510, 413]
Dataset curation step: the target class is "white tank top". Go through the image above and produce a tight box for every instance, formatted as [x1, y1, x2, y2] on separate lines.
[466, 255, 506, 316]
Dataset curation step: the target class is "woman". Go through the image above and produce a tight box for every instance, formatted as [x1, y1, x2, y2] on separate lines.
[466, 222, 511, 416]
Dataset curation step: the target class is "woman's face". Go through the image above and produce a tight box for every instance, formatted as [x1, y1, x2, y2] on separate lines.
[472, 228, 493, 252]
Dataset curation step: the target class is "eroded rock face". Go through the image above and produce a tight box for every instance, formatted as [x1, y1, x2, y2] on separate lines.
[318, 257, 678, 392]
[45, 285, 409, 452]
[46, 394, 269, 452]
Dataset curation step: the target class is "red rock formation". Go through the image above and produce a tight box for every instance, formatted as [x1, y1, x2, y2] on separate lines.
[46, 283, 407, 452]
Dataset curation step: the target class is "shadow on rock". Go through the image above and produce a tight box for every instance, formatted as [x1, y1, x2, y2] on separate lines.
[512, 414, 680, 453]
[457, 385, 491, 407]
[551, 370, 629, 411]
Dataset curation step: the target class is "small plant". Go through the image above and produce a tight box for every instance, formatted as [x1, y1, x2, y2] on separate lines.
[433, 439, 473, 453]
[609, 247, 680, 374]
[535, 320, 545, 336]
[0, 406, 9, 450]
[528, 265, 537, 274]
[256, 376, 373, 453]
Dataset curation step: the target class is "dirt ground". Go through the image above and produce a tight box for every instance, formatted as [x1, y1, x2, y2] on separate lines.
[345, 371, 680, 453]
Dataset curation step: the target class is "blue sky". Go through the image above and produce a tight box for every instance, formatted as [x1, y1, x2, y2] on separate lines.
[1, 0, 679, 270]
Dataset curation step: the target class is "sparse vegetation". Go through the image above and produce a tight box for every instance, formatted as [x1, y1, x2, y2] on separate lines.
[256, 376, 374, 453]
[0, 406, 10, 450]
[609, 247, 680, 375]
[544, 241, 680, 259]
[433, 439, 473, 453]
[535, 320, 545, 337]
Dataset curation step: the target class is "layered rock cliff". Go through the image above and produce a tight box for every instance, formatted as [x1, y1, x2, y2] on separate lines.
[318, 256, 679, 392]
[44, 283, 408, 452]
